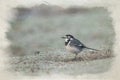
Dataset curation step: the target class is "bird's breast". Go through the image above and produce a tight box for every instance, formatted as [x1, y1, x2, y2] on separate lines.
[65, 45, 81, 54]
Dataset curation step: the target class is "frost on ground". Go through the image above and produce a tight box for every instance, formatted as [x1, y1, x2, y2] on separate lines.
[8, 49, 113, 75]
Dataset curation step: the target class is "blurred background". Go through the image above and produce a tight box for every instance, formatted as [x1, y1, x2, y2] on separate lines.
[6, 4, 115, 75]
[7, 4, 114, 56]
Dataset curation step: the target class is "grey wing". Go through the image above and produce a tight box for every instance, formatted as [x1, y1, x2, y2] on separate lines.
[70, 39, 85, 47]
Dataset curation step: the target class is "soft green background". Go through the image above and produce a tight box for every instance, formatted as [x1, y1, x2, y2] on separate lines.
[7, 6, 114, 56]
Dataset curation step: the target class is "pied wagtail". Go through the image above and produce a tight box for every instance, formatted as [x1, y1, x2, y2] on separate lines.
[61, 34, 99, 60]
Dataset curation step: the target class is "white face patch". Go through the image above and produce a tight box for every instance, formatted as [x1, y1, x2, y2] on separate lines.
[65, 38, 69, 42]
[65, 37, 73, 42]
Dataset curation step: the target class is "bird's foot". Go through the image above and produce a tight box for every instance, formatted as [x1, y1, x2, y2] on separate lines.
[71, 57, 84, 61]
[78, 57, 84, 61]
[71, 57, 78, 61]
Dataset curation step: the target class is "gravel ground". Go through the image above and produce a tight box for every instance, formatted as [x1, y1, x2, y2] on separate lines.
[8, 49, 113, 76]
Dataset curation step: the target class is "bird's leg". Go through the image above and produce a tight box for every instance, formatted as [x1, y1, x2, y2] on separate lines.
[78, 56, 84, 61]
[75, 53, 78, 60]
[72, 53, 78, 61]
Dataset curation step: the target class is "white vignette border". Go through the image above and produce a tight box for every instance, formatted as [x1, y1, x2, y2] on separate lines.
[0, 0, 120, 80]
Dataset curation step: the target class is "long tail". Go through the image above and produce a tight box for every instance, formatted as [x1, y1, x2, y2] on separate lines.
[84, 47, 99, 51]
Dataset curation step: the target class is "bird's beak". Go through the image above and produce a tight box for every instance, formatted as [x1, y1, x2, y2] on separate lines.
[61, 36, 66, 39]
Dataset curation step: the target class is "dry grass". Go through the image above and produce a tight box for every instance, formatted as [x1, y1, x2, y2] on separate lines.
[8, 49, 114, 75]
[78, 49, 113, 61]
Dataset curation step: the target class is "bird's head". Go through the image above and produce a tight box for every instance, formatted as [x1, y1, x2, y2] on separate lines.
[61, 34, 74, 42]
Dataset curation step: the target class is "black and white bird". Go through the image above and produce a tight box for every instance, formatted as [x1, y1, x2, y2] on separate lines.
[61, 34, 99, 60]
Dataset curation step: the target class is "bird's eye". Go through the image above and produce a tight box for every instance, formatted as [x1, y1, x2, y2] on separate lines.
[67, 36, 69, 38]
